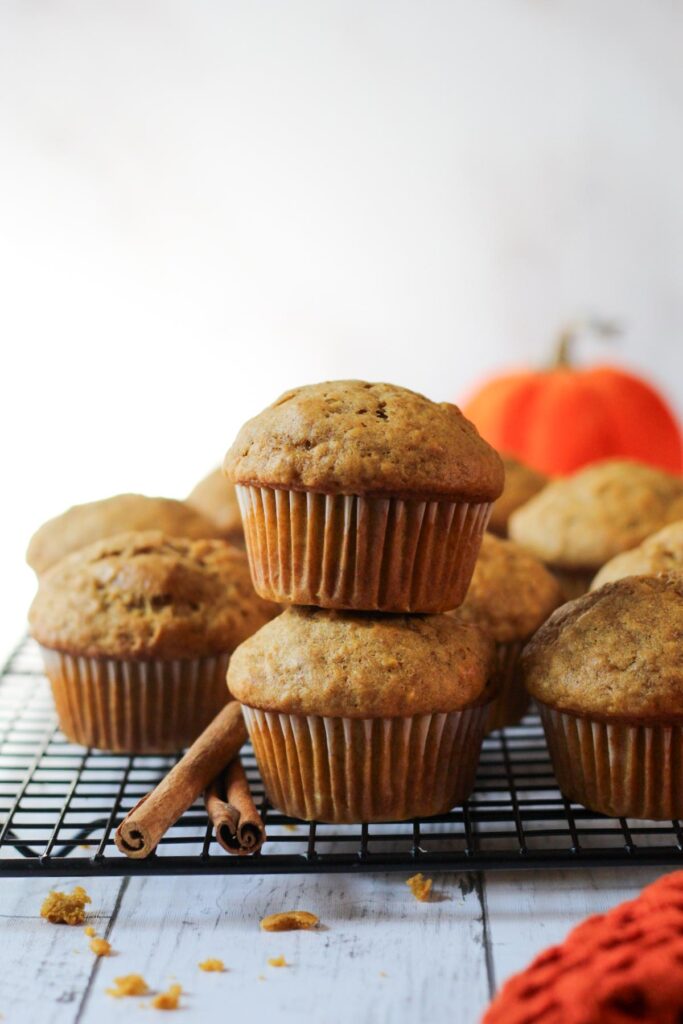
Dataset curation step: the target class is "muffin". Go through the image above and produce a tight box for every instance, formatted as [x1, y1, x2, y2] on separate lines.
[454, 534, 563, 731]
[522, 575, 683, 819]
[592, 520, 683, 589]
[224, 380, 504, 613]
[29, 531, 278, 753]
[488, 456, 547, 537]
[187, 469, 244, 546]
[228, 606, 495, 822]
[27, 494, 221, 575]
[509, 459, 683, 599]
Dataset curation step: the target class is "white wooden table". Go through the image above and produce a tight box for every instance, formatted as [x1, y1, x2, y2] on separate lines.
[0, 865, 667, 1023]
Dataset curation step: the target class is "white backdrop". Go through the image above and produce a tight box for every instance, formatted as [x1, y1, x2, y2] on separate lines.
[1, 0, 683, 652]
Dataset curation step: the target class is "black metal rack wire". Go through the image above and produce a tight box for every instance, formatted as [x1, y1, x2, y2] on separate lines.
[1, 636, 682, 877]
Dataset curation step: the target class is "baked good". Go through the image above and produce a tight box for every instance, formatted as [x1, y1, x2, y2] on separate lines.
[488, 456, 547, 537]
[509, 459, 683, 598]
[27, 494, 221, 575]
[187, 469, 243, 546]
[228, 606, 495, 822]
[455, 534, 563, 730]
[592, 520, 683, 589]
[29, 531, 277, 752]
[522, 574, 683, 818]
[224, 380, 503, 612]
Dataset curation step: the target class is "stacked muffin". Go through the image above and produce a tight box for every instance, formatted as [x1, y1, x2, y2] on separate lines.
[223, 380, 505, 822]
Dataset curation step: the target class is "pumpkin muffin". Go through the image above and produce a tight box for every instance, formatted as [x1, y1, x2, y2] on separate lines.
[228, 606, 495, 822]
[454, 534, 563, 731]
[29, 531, 277, 752]
[187, 469, 244, 546]
[522, 574, 683, 819]
[224, 380, 504, 613]
[488, 456, 547, 537]
[509, 459, 683, 599]
[591, 520, 683, 589]
[27, 494, 221, 575]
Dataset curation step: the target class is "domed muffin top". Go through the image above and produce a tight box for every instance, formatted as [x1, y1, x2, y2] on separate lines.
[522, 574, 683, 719]
[488, 456, 547, 536]
[224, 380, 504, 502]
[509, 459, 683, 570]
[187, 469, 243, 541]
[29, 531, 277, 659]
[228, 605, 495, 717]
[454, 534, 563, 643]
[27, 494, 221, 575]
[592, 520, 683, 589]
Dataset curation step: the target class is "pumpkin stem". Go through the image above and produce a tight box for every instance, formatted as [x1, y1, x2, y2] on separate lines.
[552, 318, 621, 368]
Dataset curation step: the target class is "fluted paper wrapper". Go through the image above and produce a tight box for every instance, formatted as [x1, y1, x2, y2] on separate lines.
[237, 485, 491, 612]
[39, 647, 230, 754]
[538, 702, 683, 819]
[241, 703, 490, 823]
[486, 640, 528, 733]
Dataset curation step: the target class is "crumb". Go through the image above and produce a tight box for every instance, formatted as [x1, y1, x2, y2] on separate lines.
[258, 974, 266, 981]
[106, 974, 149, 998]
[198, 958, 225, 972]
[84, 925, 96, 937]
[40, 885, 91, 925]
[379, 971, 388, 977]
[151, 984, 182, 1010]
[79, 844, 92, 850]
[268, 956, 288, 968]
[90, 937, 112, 957]
[282, 824, 298, 832]
[260, 910, 319, 932]
[406, 873, 432, 902]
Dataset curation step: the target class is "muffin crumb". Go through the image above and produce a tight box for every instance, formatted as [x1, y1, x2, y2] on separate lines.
[198, 958, 225, 972]
[89, 937, 111, 957]
[106, 974, 149, 998]
[40, 886, 91, 925]
[151, 984, 182, 1010]
[268, 956, 288, 968]
[260, 911, 319, 932]
[406, 873, 433, 902]
[84, 925, 96, 937]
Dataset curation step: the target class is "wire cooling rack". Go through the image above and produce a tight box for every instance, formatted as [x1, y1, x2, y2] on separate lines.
[1, 636, 682, 877]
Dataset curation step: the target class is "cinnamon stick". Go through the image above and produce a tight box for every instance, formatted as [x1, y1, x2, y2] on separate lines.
[204, 758, 266, 856]
[115, 701, 247, 859]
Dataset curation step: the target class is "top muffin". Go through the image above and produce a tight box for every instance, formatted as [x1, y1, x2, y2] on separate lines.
[509, 459, 683, 571]
[591, 520, 683, 589]
[228, 605, 495, 717]
[27, 494, 221, 575]
[224, 380, 504, 501]
[187, 469, 243, 542]
[29, 531, 278, 659]
[488, 456, 547, 537]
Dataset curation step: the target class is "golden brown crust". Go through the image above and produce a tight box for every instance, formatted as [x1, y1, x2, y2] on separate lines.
[591, 520, 683, 589]
[488, 456, 547, 536]
[29, 531, 278, 659]
[453, 534, 563, 642]
[224, 380, 504, 502]
[509, 459, 683, 570]
[27, 494, 222, 575]
[522, 574, 683, 719]
[187, 469, 243, 540]
[228, 606, 495, 717]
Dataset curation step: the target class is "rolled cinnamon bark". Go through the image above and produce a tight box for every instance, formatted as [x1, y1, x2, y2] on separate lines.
[204, 758, 266, 855]
[115, 701, 247, 859]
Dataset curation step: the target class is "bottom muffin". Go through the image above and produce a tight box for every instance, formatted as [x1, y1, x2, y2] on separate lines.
[228, 607, 495, 823]
[522, 574, 683, 819]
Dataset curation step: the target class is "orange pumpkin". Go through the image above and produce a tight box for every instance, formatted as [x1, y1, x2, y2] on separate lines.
[462, 323, 683, 475]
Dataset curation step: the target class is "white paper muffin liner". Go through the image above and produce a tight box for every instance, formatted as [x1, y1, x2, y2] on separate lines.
[241, 702, 491, 823]
[236, 485, 491, 613]
[486, 640, 528, 733]
[538, 702, 683, 819]
[39, 647, 231, 754]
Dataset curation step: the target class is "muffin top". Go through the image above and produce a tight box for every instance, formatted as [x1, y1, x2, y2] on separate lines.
[454, 534, 563, 643]
[224, 380, 504, 502]
[187, 469, 243, 540]
[228, 605, 495, 717]
[27, 494, 221, 575]
[509, 459, 683, 570]
[29, 531, 278, 659]
[522, 575, 683, 719]
[488, 456, 547, 537]
[592, 520, 683, 589]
